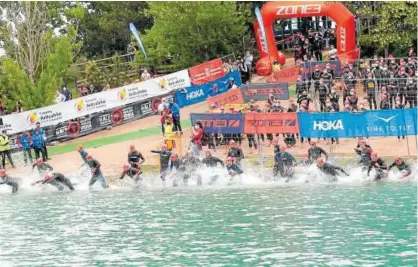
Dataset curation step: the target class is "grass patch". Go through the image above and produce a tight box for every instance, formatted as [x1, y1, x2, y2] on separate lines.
[47, 119, 191, 156]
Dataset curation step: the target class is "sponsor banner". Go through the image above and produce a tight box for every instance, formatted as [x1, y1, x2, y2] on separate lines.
[207, 89, 245, 110]
[241, 83, 289, 102]
[144, 70, 191, 94]
[299, 60, 342, 79]
[175, 71, 242, 108]
[244, 112, 299, 134]
[267, 65, 300, 83]
[297, 109, 417, 138]
[225, 104, 248, 111]
[189, 58, 225, 85]
[190, 113, 244, 134]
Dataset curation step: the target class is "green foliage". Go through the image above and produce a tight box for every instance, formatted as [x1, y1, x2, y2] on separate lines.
[143, 2, 250, 69]
[345, 1, 417, 56]
[77, 2, 153, 58]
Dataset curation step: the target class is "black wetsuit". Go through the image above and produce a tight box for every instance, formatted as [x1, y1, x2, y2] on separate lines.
[318, 83, 328, 112]
[365, 79, 377, 110]
[308, 147, 328, 163]
[329, 92, 340, 112]
[182, 156, 202, 185]
[356, 147, 373, 167]
[87, 159, 107, 188]
[227, 147, 244, 162]
[312, 70, 322, 93]
[128, 150, 145, 168]
[0, 175, 19, 193]
[120, 167, 142, 181]
[388, 161, 412, 177]
[318, 163, 348, 181]
[202, 156, 224, 168]
[367, 158, 387, 181]
[34, 173, 74, 191]
[32, 163, 53, 175]
[274, 151, 297, 179]
[226, 163, 243, 176]
[151, 150, 172, 181]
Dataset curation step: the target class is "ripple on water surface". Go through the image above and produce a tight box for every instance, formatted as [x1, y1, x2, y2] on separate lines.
[0, 181, 416, 266]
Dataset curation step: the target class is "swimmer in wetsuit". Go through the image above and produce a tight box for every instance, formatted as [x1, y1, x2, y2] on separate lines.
[202, 150, 224, 185]
[387, 156, 412, 179]
[32, 172, 74, 191]
[227, 140, 244, 166]
[77, 145, 89, 164]
[127, 145, 145, 168]
[226, 156, 243, 184]
[32, 158, 53, 175]
[355, 139, 373, 168]
[367, 152, 387, 181]
[168, 153, 187, 187]
[86, 155, 108, 188]
[273, 146, 298, 181]
[0, 168, 19, 193]
[119, 164, 143, 185]
[151, 144, 172, 182]
[306, 141, 328, 165]
[181, 151, 202, 186]
[316, 157, 349, 182]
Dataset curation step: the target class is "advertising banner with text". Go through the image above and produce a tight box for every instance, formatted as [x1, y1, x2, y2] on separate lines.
[297, 109, 417, 138]
[188, 58, 225, 85]
[207, 89, 245, 110]
[190, 113, 244, 134]
[267, 65, 300, 83]
[175, 71, 242, 108]
[244, 112, 299, 134]
[241, 83, 289, 102]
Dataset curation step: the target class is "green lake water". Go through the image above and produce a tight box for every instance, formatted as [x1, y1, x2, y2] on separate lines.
[0, 182, 416, 266]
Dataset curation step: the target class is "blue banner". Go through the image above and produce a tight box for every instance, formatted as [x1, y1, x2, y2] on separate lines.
[241, 83, 289, 102]
[298, 108, 417, 138]
[176, 71, 242, 108]
[299, 60, 341, 79]
[190, 113, 244, 134]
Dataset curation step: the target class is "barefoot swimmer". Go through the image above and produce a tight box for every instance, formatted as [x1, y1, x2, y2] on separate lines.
[0, 169, 19, 193]
[32, 172, 74, 191]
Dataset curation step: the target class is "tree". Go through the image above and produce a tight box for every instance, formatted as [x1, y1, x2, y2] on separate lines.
[0, 2, 82, 109]
[76, 2, 153, 58]
[143, 2, 251, 69]
[345, 1, 417, 57]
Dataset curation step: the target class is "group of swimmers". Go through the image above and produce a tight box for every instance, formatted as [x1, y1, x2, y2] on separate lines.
[0, 139, 413, 193]
[272, 138, 412, 182]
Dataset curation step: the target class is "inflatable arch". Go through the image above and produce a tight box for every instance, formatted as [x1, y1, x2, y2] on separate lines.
[254, 1, 357, 75]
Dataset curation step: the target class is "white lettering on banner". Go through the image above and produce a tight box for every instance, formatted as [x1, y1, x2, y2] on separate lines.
[340, 26, 346, 52]
[79, 117, 93, 132]
[257, 28, 268, 54]
[55, 126, 67, 137]
[313, 120, 344, 131]
[99, 114, 112, 127]
[122, 106, 134, 121]
[276, 4, 321, 16]
[140, 101, 152, 115]
[366, 124, 413, 134]
[186, 89, 204, 101]
[162, 95, 174, 104]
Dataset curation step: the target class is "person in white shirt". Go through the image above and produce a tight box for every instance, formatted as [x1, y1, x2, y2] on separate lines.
[141, 69, 151, 81]
[54, 90, 66, 103]
[244, 51, 253, 80]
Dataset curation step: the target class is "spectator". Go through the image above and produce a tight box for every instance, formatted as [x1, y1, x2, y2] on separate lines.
[33, 122, 50, 160]
[244, 51, 253, 81]
[103, 84, 111, 91]
[191, 122, 204, 155]
[406, 77, 417, 107]
[15, 101, 23, 113]
[19, 131, 32, 165]
[54, 90, 66, 103]
[168, 102, 182, 132]
[0, 130, 15, 168]
[141, 68, 151, 81]
[78, 86, 89, 97]
[380, 94, 390, 110]
[62, 85, 71, 101]
[127, 43, 136, 62]
[32, 129, 46, 161]
[238, 57, 249, 84]
[88, 85, 96, 94]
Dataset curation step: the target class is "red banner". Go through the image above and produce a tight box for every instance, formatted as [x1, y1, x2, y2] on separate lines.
[244, 112, 299, 134]
[189, 58, 225, 85]
[266, 65, 300, 83]
[207, 89, 244, 110]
